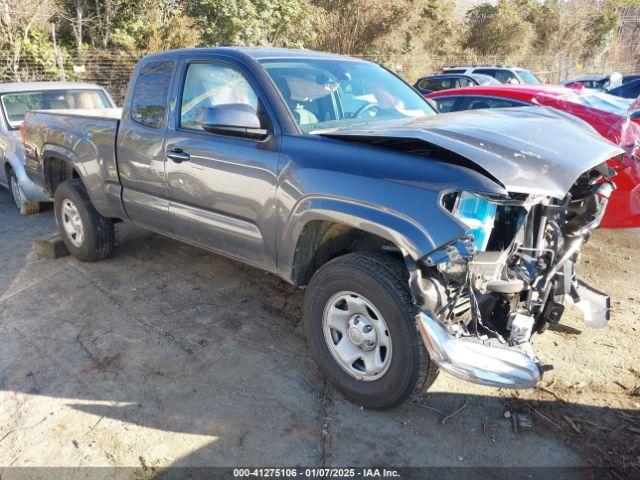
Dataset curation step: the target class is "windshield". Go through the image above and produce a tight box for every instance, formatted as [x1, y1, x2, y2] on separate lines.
[563, 92, 633, 115]
[516, 70, 541, 84]
[260, 59, 435, 133]
[1, 89, 112, 129]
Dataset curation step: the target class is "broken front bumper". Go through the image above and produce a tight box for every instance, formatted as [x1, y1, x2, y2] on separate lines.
[416, 279, 610, 389]
[416, 311, 541, 389]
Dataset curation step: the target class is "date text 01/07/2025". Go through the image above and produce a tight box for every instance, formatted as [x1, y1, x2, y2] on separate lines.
[232, 468, 400, 478]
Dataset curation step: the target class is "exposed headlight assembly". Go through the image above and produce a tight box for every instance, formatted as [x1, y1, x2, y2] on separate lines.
[451, 191, 498, 252]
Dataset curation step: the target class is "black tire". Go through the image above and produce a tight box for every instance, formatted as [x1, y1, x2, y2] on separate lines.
[8, 169, 40, 215]
[303, 252, 438, 410]
[54, 178, 114, 262]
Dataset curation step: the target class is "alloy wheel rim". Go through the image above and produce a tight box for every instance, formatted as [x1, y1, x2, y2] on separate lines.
[322, 291, 392, 381]
[61, 199, 84, 247]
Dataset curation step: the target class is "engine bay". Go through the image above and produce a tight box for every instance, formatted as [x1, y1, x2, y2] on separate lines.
[411, 163, 616, 387]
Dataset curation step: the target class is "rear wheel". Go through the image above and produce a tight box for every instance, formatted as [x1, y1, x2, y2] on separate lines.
[8, 169, 40, 215]
[54, 179, 114, 262]
[303, 252, 438, 409]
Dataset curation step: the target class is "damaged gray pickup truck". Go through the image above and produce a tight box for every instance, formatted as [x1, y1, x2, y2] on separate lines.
[23, 48, 623, 409]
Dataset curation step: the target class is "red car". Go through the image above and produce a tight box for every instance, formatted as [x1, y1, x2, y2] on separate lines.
[425, 85, 640, 228]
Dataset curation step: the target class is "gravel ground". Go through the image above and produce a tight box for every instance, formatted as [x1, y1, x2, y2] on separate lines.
[504, 228, 640, 477]
[0, 188, 637, 478]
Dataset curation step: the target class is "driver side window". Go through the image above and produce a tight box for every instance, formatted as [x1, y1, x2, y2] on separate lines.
[180, 63, 258, 131]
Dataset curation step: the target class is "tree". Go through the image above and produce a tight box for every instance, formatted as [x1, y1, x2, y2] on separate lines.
[310, 0, 407, 55]
[417, 0, 459, 56]
[189, 0, 316, 48]
[463, 0, 534, 57]
[110, 0, 200, 53]
[93, 0, 125, 48]
[54, 0, 94, 60]
[0, 0, 57, 80]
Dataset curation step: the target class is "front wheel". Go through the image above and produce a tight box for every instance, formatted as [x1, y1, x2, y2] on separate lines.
[303, 252, 438, 409]
[54, 179, 114, 262]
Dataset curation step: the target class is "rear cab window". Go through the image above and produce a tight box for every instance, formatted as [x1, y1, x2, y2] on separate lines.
[131, 60, 174, 128]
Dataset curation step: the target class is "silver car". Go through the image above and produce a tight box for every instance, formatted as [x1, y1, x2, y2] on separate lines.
[0, 82, 114, 214]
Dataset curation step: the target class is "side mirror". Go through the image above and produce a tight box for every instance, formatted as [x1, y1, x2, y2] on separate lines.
[200, 104, 268, 140]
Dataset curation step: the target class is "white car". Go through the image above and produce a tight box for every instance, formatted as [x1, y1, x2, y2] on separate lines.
[0, 82, 114, 214]
[442, 66, 541, 84]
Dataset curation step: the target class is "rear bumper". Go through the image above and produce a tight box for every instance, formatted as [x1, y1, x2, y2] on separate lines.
[0, 160, 53, 202]
[416, 311, 541, 389]
[13, 162, 50, 202]
[19, 175, 50, 202]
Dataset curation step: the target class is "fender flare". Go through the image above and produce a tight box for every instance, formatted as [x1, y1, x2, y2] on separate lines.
[41, 144, 84, 192]
[40, 143, 126, 219]
[279, 195, 448, 284]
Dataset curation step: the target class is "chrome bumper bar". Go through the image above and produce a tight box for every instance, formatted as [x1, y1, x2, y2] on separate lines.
[416, 311, 541, 389]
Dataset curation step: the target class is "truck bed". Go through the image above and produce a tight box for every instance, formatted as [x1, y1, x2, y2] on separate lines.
[23, 108, 126, 219]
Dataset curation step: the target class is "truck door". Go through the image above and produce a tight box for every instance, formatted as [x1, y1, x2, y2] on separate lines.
[117, 59, 176, 232]
[163, 57, 280, 271]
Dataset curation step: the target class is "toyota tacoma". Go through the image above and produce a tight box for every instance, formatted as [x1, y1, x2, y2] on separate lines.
[22, 48, 623, 409]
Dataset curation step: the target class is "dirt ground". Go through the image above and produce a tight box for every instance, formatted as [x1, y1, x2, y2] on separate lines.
[0, 188, 638, 479]
[506, 227, 640, 476]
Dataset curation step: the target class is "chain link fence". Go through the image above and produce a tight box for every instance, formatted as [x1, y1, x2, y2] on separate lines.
[1, 51, 638, 104]
[0, 52, 139, 104]
[359, 53, 639, 86]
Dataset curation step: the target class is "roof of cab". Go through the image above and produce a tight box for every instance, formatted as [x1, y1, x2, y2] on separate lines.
[0, 81, 106, 94]
[142, 47, 369, 63]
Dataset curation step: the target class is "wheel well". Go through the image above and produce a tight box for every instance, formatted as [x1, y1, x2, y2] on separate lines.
[43, 156, 80, 195]
[291, 221, 404, 286]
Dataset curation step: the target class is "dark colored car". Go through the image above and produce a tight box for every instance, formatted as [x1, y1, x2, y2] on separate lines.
[561, 75, 610, 90]
[22, 48, 621, 409]
[562, 74, 640, 92]
[609, 78, 640, 99]
[414, 73, 499, 94]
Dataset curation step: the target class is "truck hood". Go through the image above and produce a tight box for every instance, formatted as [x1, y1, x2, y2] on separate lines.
[317, 106, 624, 198]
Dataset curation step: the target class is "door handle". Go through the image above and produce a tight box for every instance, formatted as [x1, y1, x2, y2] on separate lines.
[166, 148, 190, 163]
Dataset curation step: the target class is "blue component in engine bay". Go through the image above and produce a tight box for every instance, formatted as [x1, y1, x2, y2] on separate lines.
[455, 192, 498, 251]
